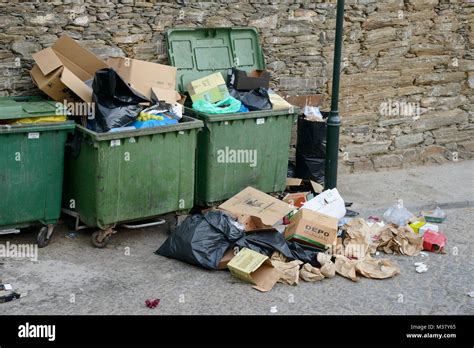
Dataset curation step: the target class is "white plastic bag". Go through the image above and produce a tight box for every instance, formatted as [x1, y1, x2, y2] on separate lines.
[383, 201, 414, 226]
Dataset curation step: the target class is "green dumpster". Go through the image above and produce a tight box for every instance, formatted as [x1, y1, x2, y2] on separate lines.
[62, 116, 203, 247]
[167, 27, 299, 205]
[0, 96, 74, 247]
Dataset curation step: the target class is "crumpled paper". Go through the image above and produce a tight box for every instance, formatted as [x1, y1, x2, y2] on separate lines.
[335, 255, 400, 281]
[355, 258, 400, 279]
[320, 260, 336, 278]
[270, 252, 303, 285]
[300, 263, 325, 282]
[375, 225, 423, 256]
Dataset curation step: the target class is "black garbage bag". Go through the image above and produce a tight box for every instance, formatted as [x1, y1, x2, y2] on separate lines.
[230, 88, 272, 111]
[295, 115, 327, 184]
[155, 211, 245, 270]
[234, 230, 295, 259]
[92, 68, 149, 132]
[235, 230, 322, 267]
[287, 241, 324, 267]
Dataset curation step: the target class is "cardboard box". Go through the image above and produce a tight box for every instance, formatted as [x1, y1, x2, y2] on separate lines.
[228, 68, 270, 90]
[269, 91, 293, 110]
[282, 192, 311, 208]
[30, 35, 109, 103]
[423, 230, 446, 253]
[227, 248, 281, 292]
[219, 186, 294, 226]
[236, 214, 273, 232]
[283, 94, 324, 109]
[284, 208, 338, 249]
[107, 57, 178, 102]
[186, 72, 229, 103]
[217, 249, 237, 270]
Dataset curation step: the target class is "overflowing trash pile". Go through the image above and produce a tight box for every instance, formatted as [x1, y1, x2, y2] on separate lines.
[157, 182, 448, 292]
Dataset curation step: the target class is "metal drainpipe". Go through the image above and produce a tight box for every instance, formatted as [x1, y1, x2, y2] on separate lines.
[324, 0, 345, 189]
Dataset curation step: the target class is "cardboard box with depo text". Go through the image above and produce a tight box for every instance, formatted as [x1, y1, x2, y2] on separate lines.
[284, 208, 338, 249]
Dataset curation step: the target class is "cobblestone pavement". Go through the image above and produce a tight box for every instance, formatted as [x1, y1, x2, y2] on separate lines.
[1, 161, 473, 315]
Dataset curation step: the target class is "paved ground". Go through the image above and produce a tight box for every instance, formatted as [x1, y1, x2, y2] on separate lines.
[1, 160, 473, 315]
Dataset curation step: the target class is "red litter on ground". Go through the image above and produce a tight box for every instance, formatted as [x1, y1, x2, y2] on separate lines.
[423, 230, 447, 253]
[145, 299, 160, 309]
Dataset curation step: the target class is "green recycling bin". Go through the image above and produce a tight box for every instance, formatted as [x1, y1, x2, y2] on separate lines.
[167, 27, 299, 206]
[62, 117, 203, 248]
[0, 96, 74, 247]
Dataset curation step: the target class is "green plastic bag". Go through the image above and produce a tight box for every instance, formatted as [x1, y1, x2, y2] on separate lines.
[192, 96, 242, 114]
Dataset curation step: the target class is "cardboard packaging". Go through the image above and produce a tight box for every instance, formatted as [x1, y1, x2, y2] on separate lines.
[30, 35, 109, 103]
[268, 90, 293, 110]
[186, 72, 229, 103]
[284, 208, 338, 249]
[283, 94, 324, 109]
[419, 223, 439, 237]
[282, 192, 311, 208]
[107, 57, 179, 103]
[219, 186, 294, 227]
[227, 248, 281, 292]
[423, 230, 446, 253]
[228, 68, 270, 91]
[217, 249, 237, 270]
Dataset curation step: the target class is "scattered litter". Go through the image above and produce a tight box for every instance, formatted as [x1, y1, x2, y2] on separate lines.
[0, 291, 21, 303]
[420, 251, 428, 257]
[383, 201, 416, 226]
[423, 230, 447, 253]
[270, 257, 303, 286]
[270, 306, 278, 313]
[302, 188, 346, 219]
[145, 299, 160, 309]
[300, 263, 325, 282]
[467, 292, 474, 298]
[415, 262, 428, 273]
[66, 231, 78, 239]
[227, 248, 281, 292]
[0, 283, 12, 291]
[420, 206, 447, 223]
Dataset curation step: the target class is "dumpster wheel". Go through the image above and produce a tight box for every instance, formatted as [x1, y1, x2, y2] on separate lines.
[37, 225, 54, 248]
[91, 229, 112, 248]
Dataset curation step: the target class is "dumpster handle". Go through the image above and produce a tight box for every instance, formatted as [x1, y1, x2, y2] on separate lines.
[121, 219, 166, 229]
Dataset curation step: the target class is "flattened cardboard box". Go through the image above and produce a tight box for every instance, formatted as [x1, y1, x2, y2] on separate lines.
[107, 57, 178, 102]
[219, 186, 294, 226]
[227, 248, 281, 292]
[284, 208, 338, 249]
[30, 35, 108, 103]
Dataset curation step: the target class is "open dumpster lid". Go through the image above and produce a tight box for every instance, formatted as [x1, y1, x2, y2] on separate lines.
[0, 96, 67, 120]
[166, 27, 266, 93]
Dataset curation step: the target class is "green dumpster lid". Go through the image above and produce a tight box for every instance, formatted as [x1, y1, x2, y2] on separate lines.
[0, 96, 67, 120]
[166, 27, 265, 93]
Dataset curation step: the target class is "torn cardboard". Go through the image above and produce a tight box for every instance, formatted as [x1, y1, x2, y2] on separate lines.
[217, 248, 237, 270]
[283, 94, 324, 109]
[107, 57, 177, 101]
[30, 35, 108, 103]
[284, 209, 338, 249]
[283, 192, 311, 208]
[219, 187, 294, 227]
[227, 248, 281, 292]
[236, 214, 273, 232]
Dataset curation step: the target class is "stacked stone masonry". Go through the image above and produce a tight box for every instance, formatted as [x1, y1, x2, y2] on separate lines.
[0, 0, 472, 172]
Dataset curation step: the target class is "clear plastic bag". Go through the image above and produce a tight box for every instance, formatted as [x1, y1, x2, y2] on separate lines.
[383, 201, 415, 226]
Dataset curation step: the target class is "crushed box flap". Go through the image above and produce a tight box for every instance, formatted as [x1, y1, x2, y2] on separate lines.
[219, 187, 293, 226]
[60, 67, 92, 103]
[151, 87, 180, 104]
[252, 262, 281, 292]
[32, 47, 63, 76]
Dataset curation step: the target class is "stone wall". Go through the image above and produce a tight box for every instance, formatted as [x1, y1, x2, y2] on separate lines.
[1, 0, 472, 172]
